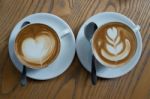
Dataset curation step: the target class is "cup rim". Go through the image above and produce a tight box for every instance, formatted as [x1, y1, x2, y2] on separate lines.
[14, 23, 61, 69]
[91, 17, 142, 68]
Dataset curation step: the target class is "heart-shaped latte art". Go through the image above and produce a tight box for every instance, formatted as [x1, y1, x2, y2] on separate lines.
[22, 35, 53, 64]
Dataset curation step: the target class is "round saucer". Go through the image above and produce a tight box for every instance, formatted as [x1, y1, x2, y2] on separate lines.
[9, 13, 75, 80]
[76, 12, 142, 78]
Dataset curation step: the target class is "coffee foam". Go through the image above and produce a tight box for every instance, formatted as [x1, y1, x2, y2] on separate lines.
[92, 22, 137, 67]
[22, 34, 55, 65]
[15, 24, 60, 68]
[101, 39, 131, 61]
[105, 27, 124, 55]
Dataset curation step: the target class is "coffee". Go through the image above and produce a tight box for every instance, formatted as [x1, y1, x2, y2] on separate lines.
[92, 22, 137, 67]
[14, 24, 60, 69]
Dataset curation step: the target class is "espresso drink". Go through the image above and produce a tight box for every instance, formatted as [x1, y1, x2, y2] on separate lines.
[14, 24, 60, 69]
[92, 22, 137, 67]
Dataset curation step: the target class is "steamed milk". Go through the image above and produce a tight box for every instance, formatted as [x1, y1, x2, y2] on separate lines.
[92, 22, 137, 67]
[14, 24, 60, 69]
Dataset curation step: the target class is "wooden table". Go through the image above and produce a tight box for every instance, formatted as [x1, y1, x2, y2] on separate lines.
[0, 0, 150, 99]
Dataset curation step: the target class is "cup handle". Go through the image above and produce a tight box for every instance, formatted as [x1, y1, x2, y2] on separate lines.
[133, 25, 140, 33]
[60, 29, 70, 38]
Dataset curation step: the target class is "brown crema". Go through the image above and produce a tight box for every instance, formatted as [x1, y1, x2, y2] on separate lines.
[92, 22, 137, 67]
[14, 24, 60, 69]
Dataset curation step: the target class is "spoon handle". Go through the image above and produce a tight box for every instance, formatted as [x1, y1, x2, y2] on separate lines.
[20, 21, 30, 86]
[20, 66, 27, 86]
[91, 55, 97, 85]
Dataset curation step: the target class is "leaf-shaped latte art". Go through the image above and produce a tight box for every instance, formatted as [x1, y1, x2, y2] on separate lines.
[101, 39, 131, 61]
[107, 27, 118, 41]
[105, 27, 123, 55]
[106, 42, 123, 55]
[106, 35, 120, 46]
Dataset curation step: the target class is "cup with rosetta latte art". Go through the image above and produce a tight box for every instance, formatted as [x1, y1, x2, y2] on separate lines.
[14, 23, 68, 69]
[92, 22, 139, 68]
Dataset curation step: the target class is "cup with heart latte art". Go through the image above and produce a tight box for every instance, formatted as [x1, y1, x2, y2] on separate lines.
[14, 23, 68, 69]
[92, 22, 139, 68]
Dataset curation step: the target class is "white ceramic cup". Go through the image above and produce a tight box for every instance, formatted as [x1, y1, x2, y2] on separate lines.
[91, 13, 142, 68]
[14, 22, 70, 69]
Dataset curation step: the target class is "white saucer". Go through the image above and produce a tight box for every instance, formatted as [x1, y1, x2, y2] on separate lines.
[76, 12, 142, 78]
[9, 13, 75, 80]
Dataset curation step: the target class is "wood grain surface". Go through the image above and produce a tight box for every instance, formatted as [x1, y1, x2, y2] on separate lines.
[0, 0, 150, 99]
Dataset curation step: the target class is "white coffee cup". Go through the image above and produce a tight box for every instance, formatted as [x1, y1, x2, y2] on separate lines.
[14, 22, 70, 69]
[90, 12, 142, 68]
